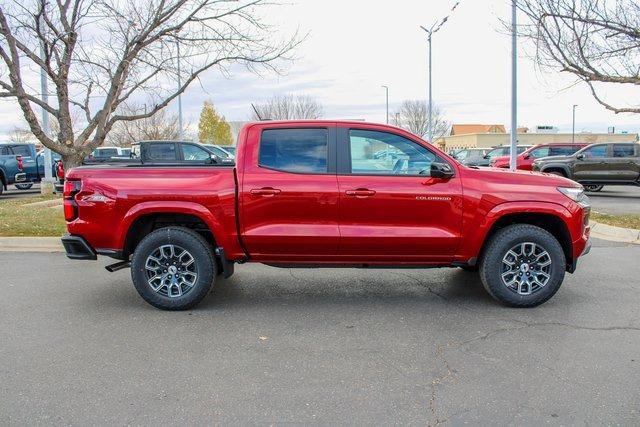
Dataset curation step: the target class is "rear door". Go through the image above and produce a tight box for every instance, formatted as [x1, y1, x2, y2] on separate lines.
[336, 126, 463, 263]
[609, 144, 640, 182]
[240, 125, 340, 260]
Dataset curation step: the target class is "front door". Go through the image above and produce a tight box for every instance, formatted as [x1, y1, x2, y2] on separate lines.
[336, 127, 463, 263]
[573, 144, 610, 181]
[240, 125, 340, 260]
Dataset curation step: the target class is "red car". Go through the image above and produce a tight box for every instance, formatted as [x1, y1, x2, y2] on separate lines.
[491, 143, 588, 170]
[62, 121, 591, 310]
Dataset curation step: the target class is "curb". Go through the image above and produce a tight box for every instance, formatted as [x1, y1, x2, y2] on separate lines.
[590, 221, 640, 245]
[0, 237, 64, 252]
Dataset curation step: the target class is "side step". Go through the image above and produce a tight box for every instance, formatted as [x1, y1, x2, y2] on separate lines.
[105, 261, 131, 272]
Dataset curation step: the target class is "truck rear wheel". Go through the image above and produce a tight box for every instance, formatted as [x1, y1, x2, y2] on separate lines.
[131, 227, 216, 310]
[479, 224, 565, 307]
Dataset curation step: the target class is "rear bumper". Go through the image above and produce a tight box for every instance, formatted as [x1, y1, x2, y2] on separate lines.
[61, 234, 97, 260]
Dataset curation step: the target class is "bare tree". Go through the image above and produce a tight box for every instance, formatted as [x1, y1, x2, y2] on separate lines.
[517, 0, 640, 114]
[7, 126, 33, 143]
[251, 94, 323, 120]
[392, 100, 449, 142]
[107, 103, 180, 147]
[0, 0, 300, 167]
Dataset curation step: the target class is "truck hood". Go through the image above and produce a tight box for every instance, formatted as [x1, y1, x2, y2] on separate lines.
[463, 164, 580, 189]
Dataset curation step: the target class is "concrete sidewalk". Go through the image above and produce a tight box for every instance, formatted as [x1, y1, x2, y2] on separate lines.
[0, 220, 638, 253]
[0, 236, 63, 252]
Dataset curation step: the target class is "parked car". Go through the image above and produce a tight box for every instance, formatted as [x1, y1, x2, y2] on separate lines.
[450, 148, 490, 162]
[61, 121, 591, 310]
[223, 146, 237, 157]
[463, 145, 532, 167]
[490, 143, 588, 170]
[532, 142, 640, 192]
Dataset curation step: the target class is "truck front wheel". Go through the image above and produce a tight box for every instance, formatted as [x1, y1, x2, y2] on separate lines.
[131, 227, 216, 310]
[479, 224, 565, 307]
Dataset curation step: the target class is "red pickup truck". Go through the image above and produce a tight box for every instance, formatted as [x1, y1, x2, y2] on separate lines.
[62, 121, 591, 310]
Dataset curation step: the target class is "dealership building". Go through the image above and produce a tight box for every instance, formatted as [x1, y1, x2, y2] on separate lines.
[436, 124, 638, 152]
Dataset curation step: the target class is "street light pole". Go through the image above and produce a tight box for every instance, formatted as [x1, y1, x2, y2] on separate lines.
[509, 0, 518, 172]
[176, 41, 184, 140]
[381, 85, 389, 124]
[39, 44, 54, 194]
[572, 104, 578, 144]
[428, 34, 433, 144]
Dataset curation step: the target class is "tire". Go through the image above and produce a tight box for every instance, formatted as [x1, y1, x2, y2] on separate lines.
[479, 224, 565, 307]
[131, 226, 216, 310]
[584, 185, 603, 192]
[15, 183, 33, 190]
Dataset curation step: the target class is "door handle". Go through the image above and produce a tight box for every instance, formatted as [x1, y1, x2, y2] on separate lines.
[250, 187, 281, 196]
[345, 188, 376, 197]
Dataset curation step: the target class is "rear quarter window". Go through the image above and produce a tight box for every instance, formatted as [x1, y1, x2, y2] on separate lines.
[259, 128, 328, 173]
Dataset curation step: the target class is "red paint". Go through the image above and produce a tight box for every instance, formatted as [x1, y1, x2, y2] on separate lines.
[65, 121, 590, 268]
[491, 143, 588, 170]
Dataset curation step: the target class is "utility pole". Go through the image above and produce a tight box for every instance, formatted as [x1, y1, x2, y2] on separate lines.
[177, 41, 184, 140]
[381, 85, 389, 124]
[509, 0, 518, 171]
[40, 44, 54, 194]
[572, 104, 578, 144]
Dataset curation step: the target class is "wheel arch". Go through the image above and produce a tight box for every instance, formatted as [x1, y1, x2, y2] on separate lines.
[119, 202, 226, 259]
[540, 164, 570, 177]
[475, 203, 575, 271]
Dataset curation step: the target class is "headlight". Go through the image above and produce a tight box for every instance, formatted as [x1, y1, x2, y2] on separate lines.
[557, 187, 590, 207]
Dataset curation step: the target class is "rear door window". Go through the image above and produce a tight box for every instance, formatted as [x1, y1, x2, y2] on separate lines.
[612, 144, 636, 158]
[549, 146, 581, 156]
[529, 147, 550, 158]
[259, 129, 328, 173]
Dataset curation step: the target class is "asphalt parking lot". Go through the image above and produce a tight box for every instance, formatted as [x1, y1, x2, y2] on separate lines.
[587, 185, 640, 215]
[0, 184, 41, 200]
[1, 238, 638, 424]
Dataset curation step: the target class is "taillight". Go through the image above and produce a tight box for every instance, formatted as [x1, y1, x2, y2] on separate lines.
[16, 155, 23, 171]
[63, 180, 82, 221]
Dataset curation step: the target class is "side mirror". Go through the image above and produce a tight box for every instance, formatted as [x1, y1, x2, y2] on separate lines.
[523, 154, 530, 160]
[208, 154, 221, 164]
[576, 154, 585, 160]
[430, 162, 454, 179]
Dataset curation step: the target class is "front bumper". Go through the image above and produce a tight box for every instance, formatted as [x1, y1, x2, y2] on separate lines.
[61, 234, 97, 260]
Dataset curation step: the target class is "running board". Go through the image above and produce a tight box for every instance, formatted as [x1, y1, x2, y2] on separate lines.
[105, 261, 131, 272]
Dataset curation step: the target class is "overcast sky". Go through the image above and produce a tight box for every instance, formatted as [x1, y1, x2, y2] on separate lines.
[1, 0, 639, 138]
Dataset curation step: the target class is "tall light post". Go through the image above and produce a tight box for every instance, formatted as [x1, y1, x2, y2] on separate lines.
[420, 1, 461, 144]
[381, 85, 389, 124]
[419, 25, 435, 144]
[509, 0, 518, 171]
[572, 104, 578, 144]
[39, 44, 54, 194]
[176, 41, 184, 140]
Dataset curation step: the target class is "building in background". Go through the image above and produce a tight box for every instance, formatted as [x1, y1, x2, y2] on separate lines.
[438, 123, 638, 151]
